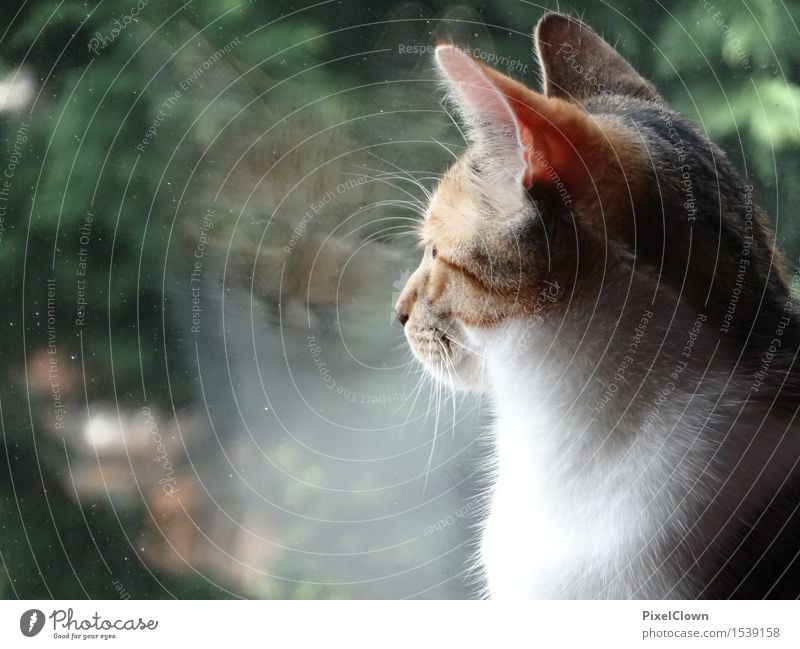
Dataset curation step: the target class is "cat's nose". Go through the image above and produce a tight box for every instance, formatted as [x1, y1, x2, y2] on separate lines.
[395, 282, 418, 327]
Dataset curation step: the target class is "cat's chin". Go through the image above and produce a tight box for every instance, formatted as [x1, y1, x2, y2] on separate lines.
[405, 325, 487, 393]
[423, 359, 485, 393]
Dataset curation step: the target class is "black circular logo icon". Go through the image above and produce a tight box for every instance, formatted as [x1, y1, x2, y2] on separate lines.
[20, 609, 45, 637]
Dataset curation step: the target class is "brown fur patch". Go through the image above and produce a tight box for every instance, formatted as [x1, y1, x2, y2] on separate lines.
[401, 48, 653, 332]
[435, 254, 516, 297]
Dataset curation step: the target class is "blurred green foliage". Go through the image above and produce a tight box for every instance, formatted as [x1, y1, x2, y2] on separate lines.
[1, 0, 799, 598]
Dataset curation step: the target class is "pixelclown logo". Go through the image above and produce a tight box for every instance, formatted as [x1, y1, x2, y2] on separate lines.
[20, 609, 45, 637]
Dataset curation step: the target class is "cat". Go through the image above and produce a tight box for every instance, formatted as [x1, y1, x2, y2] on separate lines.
[396, 11, 800, 599]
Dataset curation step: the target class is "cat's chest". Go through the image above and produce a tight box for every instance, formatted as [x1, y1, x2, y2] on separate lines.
[480, 412, 657, 598]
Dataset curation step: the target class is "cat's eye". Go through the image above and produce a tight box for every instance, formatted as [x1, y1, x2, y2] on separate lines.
[431, 245, 438, 259]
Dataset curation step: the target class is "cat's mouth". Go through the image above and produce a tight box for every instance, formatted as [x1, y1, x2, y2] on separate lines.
[405, 324, 484, 392]
[409, 326, 454, 368]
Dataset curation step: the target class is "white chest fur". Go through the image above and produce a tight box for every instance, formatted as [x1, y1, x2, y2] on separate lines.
[479, 357, 664, 599]
[468, 311, 796, 599]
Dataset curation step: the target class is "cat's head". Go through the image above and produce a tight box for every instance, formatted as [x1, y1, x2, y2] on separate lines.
[395, 12, 790, 391]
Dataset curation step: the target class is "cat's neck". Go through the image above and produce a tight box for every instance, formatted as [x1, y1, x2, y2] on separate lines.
[471, 249, 800, 477]
[479, 275, 725, 471]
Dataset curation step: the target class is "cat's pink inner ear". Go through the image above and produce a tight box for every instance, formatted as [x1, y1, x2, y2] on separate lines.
[435, 46, 523, 144]
[480, 63, 605, 190]
[512, 95, 584, 189]
[436, 45, 602, 192]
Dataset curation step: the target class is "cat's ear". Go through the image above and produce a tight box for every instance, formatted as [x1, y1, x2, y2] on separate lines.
[435, 44, 607, 190]
[435, 45, 529, 184]
[534, 12, 659, 103]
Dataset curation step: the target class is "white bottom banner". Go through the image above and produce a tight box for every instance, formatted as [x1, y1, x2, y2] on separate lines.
[0, 600, 797, 647]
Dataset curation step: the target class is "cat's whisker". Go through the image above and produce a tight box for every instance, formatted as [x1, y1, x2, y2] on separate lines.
[375, 231, 424, 243]
[422, 345, 444, 493]
[438, 97, 469, 146]
[430, 136, 459, 160]
[420, 347, 437, 432]
[347, 169, 429, 211]
[437, 339, 459, 441]
[368, 219, 426, 237]
[397, 361, 429, 425]
[389, 340, 418, 354]
[442, 330, 486, 360]
[364, 153, 434, 201]
[367, 223, 424, 243]
[361, 194, 426, 209]
[417, 176, 444, 186]
[362, 200, 427, 223]
[380, 167, 433, 202]
[366, 198, 425, 211]
[356, 192, 427, 217]
[397, 362, 424, 409]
